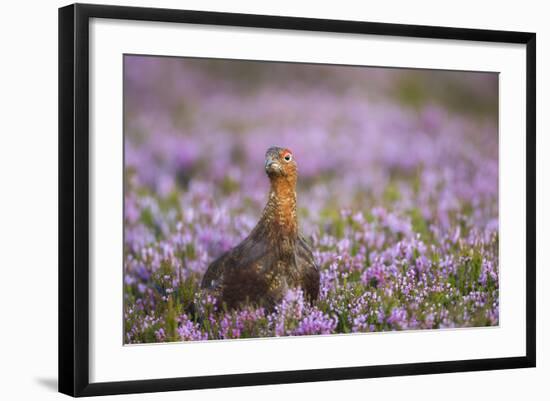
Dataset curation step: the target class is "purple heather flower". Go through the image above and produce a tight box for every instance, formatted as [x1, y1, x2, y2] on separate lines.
[122, 56, 499, 343]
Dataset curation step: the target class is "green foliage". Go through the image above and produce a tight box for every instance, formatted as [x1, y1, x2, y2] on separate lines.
[383, 181, 401, 203]
[221, 175, 240, 194]
[408, 207, 431, 241]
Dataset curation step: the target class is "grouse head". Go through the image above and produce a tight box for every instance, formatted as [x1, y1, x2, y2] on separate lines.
[264, 146, 297, 185]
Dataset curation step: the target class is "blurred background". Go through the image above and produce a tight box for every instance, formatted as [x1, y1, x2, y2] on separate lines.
[124, 56, 498, 238]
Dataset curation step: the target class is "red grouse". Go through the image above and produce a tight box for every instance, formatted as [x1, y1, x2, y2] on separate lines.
[201, 146, 319, 310]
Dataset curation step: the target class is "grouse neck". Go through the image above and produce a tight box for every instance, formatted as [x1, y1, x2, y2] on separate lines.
[264, 177, 298, 237]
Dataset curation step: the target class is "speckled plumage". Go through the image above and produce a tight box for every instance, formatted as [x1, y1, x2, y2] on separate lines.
[201, 147, 320, 310]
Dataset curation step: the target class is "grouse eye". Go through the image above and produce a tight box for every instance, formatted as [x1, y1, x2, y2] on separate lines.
[283, 153, 292, 162]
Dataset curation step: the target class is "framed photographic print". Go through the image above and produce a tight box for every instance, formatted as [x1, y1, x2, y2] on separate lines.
[58, 3, 536, 397]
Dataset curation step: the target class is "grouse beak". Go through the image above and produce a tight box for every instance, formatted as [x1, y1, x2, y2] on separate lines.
[265, 155, 281, 175]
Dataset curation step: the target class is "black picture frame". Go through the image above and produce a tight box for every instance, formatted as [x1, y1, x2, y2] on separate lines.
[58, 3, 536, 397]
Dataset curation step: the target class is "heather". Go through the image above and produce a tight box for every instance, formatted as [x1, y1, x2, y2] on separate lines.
[123, 56, 499, 343]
